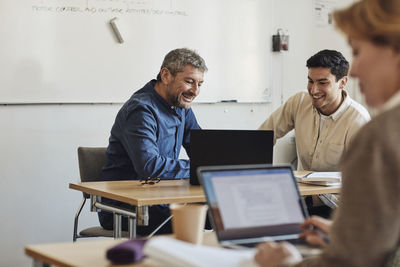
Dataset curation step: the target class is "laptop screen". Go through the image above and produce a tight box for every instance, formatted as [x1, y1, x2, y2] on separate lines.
[189, 130, 273, 185]
[199, 165, 307, 242]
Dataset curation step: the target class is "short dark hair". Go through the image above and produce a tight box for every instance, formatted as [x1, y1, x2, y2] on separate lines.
[306, 49, 349, 81]
[156, 48, 208, 81]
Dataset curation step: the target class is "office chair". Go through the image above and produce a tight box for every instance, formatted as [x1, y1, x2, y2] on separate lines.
[73, 146, 129, 241]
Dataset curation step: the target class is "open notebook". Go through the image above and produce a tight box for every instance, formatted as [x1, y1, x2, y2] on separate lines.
[143, 236, 258, 267]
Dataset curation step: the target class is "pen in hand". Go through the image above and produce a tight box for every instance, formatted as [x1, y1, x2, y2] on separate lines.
[315, 229, 330, 244]
[301, 226, 330, 247]
[300, 216, 332, 247]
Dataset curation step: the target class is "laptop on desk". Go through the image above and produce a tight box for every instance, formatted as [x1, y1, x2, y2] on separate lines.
[197, 164, 309, 248]
[189, 130, 273, 185]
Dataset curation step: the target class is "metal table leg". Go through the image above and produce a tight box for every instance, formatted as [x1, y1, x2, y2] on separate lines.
[320, 193, 338, 208]
[113, 213, 122, 238]
[33, 259, 50, 267]
[128, 216, 136, 238]
[90, 194, 137, 238]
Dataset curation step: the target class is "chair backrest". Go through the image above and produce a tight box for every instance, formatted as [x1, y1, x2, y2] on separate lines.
[77, 146, 107, 198]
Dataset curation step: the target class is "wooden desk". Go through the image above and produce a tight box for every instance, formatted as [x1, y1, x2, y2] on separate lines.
[26, 233, 219, 267]
[70, 179, 207, 239]
[70, 179, 205, 207]
[69, 177, 340, 204]
[26, 239, 128, 267]
[296, 170, 341, 195]
[297, 182, 340, 195]
[69, 174, 340, 238]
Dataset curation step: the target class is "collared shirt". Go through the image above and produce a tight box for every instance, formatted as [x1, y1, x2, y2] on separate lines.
[102, 80, 200, 180]
[381, 90, 400, 113]
[258, 91, 371, 171]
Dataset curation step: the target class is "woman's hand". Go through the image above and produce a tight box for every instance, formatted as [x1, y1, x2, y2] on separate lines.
[254, 216, 332, 266]
[254, 242, 291, 267]
[300, 216, 332, 247]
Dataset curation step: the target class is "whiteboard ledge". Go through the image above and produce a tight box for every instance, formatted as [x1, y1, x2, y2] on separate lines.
[0, 101, 271, 106]
[194, 101, 271, 104]
[0, 102, 125, 106]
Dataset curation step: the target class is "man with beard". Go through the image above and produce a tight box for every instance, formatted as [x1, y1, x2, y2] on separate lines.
[99, 48, 207, 236]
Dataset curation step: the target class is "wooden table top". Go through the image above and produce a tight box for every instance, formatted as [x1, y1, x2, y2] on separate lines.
[25, 233, 219, 267]
[70, 179, 206, 206]
[69, 171, 340, 206]
[26, 239, 128, 267]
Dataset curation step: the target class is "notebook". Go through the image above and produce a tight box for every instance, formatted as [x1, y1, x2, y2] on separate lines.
[189, 130, 273, 185]
[295, 172, 341, 186]
[198, 164, 309, 247]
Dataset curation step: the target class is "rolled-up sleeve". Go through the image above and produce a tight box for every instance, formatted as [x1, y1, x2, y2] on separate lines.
[258, 93, 301, 144]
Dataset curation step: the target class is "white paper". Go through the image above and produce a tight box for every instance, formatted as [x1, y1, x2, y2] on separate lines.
[143, 236, 258, 267]
[305, 172, 341, 179]
[212, 173, 304, 229]
[295, 172, 341, 185]
[314, 0, 334, 27]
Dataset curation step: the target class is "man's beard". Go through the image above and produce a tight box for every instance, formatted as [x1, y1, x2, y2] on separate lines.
[172, 94, 190, 109]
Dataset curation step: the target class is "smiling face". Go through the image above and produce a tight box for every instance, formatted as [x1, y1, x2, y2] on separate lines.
[349, 39, 400, 109]
[307, 67, 348, 115]
[159, 64, 204, 109]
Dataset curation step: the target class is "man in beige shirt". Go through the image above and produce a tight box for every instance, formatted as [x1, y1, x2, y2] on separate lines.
[259, 50, 370, 215]
[259, 50, 370, 172]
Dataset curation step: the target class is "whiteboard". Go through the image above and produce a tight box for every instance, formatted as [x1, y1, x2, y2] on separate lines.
[0, 0, 273, 103]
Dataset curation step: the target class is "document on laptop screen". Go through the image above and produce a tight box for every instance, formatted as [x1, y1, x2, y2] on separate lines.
[211, 170, 304, 230]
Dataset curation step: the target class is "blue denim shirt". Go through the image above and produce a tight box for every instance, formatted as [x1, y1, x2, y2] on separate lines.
[102, 80, 200, 180]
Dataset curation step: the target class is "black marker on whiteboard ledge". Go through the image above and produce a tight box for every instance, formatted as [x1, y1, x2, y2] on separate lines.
[110, 17, 124, 43]
[220, 99, 238, 103]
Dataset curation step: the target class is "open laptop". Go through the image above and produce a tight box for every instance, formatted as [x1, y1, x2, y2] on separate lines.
[189, 130, 273, 185]
[197, 164, 309, 248]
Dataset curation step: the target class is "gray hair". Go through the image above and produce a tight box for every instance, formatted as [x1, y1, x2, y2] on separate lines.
[156, 48, 208, 81]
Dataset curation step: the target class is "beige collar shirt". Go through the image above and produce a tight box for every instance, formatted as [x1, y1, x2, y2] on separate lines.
[258, 91, 371, 171]
[381, 90, 400, 113]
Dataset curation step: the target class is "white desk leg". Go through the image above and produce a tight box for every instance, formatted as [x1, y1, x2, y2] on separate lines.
[147, 215, 173, 238]
[113, 213, 122, 238]
[128, 216, 136, 238]
[91, 195, 137, 239]
[137, 206, 149, 226]
[320, 194, 338, 208]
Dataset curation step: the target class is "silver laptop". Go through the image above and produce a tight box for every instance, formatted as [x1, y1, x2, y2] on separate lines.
[198, 164, 309, 247]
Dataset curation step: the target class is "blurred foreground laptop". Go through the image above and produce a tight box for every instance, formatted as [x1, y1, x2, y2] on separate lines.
[198, 164, 309, 248]
[189, 130, 273, 185]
